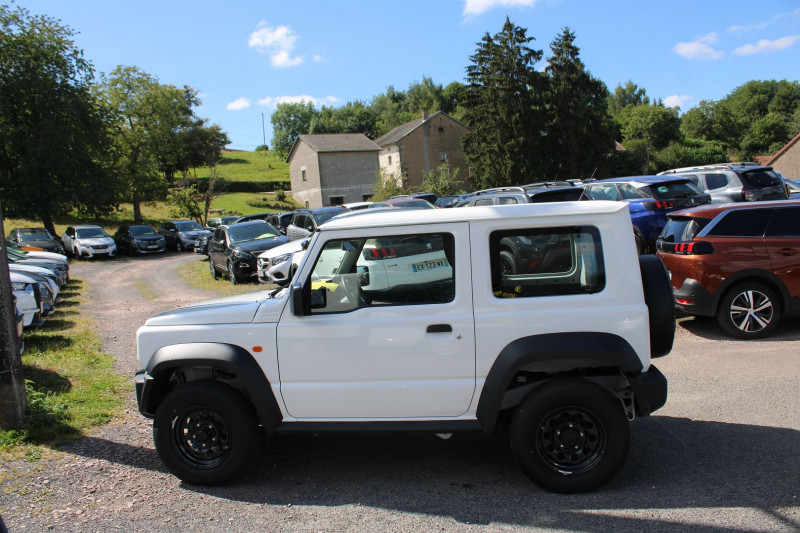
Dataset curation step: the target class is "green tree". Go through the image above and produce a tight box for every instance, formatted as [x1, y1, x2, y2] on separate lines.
[309, 101, 378, 138]
[371, 168, 406, 201]
[0, 5, 115, 234]
[616, 104, 681, 167]
[270, 101, 317, 159]
[608, 80, 650, 117]
[741, 112, 791, 157]
[420, 162, 463, 197]
[371, 86, 416, 137]
[405, 76, 445, 115]
[544, 28, 616, 180]
[442, 81, 466, 118]
[680, 99, 737, 147]
[462, 17, 548, 189]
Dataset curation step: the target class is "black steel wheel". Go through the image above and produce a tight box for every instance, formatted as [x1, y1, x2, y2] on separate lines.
[717, 282, 780, 339]
[510, 378, 629, 493]
[153, 381, 257, 485]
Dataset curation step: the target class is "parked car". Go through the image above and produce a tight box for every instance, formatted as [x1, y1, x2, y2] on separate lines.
[658, 162, 788, 203]
[13, 294, 24, 353]
[233, 213, 271, 224]
[264, 212, 295, 234]
[342, 202, 373, 211]
[14, 269, 56, 316]
[656, 200, 800, 339]
[581, 176, 710, 254]
[7, 247, 68, 286]
[434, 194, 469, 208]
[206, 216, 240, 229]
[409, 192, 438, 204]
[257, 239, 307, 284]
[114, 225, 166, 256]
[285, 206, 348, 241]
[194, 234, 212, 256]
[783, 177, 800, 199]
[208, 221, 290, 284]
[158, 220, 211, 252]
[62, 225, 117, 259]
[7, 227, 65, 254]
[369, 197, 436, 210]
[454, 191, 530, 207]
[5, 243, 69, 270]
[523, 182, 584, 203]
[10, 271, 43, 328]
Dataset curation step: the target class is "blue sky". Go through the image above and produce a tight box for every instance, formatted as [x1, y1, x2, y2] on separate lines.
[20, 0, 800, 151]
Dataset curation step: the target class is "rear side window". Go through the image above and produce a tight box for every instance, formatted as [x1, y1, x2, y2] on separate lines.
[660, 217, 709, 243]
[741, 169, 782, 187]
[705, 173, 729, 190]
[765, 207, 800, 238]
[707, 209, 771, 237]
[490, 226, 605, 298]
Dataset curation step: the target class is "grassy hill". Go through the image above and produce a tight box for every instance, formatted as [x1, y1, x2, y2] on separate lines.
[3, 149, 298, 236]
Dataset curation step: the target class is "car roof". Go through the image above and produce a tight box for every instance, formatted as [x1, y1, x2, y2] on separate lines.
[667, 199, 800, 220]
[73, 224, 104, 229]
[593, 176, 691, 186]
[320, 201, 627, 232]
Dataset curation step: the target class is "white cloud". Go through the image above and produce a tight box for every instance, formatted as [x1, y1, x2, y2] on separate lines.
[673, 32, 725, 61]
[256, 95, 338, 109]
[313, 54, 325, 62]
[248, 22, 305, 68]
[663, 95, 693, 110]
[728, 9, 800, 33]
[733, 35, 800, 55]
[462, 0, 536, 17]
[225, 97, 251, 111]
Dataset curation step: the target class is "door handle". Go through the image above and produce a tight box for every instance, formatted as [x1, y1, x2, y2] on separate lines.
[776, 248, 797, 256]
[427, 324, 452, 333]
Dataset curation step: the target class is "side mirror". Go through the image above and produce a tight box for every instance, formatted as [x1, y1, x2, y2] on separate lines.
[290, 283, 306, 316]
[300, 239, 310, 251]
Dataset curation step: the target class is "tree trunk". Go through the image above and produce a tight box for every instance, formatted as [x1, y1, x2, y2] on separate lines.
[41, 213, 57, 238]
[0, 197, 27, 426]
[133, 196, 143, 224]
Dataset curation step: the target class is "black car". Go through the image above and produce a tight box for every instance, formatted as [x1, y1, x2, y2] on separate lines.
[208, 221, 290, 284]
[7, 227, 65, 254]
[158, 220, 211, 252]
[114, 225, 166, 256]
[264, 212, 294, 234]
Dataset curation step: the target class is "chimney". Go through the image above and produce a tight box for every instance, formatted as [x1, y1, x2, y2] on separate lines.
[421, 108, 428, 120]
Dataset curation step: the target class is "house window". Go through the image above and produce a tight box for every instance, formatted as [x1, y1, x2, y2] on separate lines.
[388, 155, 392, 165]
[439, 152, 447, 161]
[301, 169, 307, 181]
[329, 196, 344, 206]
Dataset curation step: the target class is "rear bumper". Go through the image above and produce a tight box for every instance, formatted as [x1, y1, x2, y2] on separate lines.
[629, 365, 668, 416]
[672, 277, 715, 316]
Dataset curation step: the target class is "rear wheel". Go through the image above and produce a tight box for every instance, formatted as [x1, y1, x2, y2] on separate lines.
[510, 378, 629, 493]
[153, 381, 257, 485]
[500, 251, 517, 275]
[716, 282, 780, 339]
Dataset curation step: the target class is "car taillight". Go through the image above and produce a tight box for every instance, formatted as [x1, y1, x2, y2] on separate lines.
[363, 247, 397, 260]
[673, 241, 714, 255]
[646, 200, 674, 210]
[742, 189, 757, 201]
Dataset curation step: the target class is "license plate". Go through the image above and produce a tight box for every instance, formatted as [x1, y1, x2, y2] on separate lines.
[148, 245, 159, 249]
[412, 259, 449, 272]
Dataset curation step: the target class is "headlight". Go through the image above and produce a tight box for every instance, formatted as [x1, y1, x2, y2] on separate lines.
[234, 250, 255, 260]
[12, 282, 32, 292]
[272, 253, 291, 266]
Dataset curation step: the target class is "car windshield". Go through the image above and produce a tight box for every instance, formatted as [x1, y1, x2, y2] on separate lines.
[76, 227, 107, 239]
[648, 181, 703, 200]
[130, 226, 157, 236]
[175, 221, 203, 232]
[18, 229, 54, 242]
[227, 223, 279, 244]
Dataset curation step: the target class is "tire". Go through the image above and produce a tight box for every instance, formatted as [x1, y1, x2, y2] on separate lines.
[228, 260, 238, 285]
[716, 282, 780, 339]
[500, 250, 517, 275]
[510, 378, 630, 493]
[209, 258, 219, 279]
[639, 255, 675, 357]
[153, 381, 258, 485]
[633, 229, 645, 255]
[128, 244, 136, 257]
[176, 240, 184, 252]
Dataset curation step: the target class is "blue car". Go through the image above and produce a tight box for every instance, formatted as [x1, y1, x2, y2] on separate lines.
[581, 176, 710, 253]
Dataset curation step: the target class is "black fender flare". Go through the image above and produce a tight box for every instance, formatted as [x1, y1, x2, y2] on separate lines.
[476, 332, 644, 433]
[141, 342, 282, 432]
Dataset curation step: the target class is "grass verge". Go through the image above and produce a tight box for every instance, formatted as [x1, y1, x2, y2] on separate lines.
[0, 279, 127, 459]
[178, 255, 278, 298]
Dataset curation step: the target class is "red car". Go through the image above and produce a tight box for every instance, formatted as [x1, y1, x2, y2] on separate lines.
[656, 200, 800, 339]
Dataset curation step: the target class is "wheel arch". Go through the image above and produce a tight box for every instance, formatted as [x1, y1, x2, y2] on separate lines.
[139, 342, 282, 432]
[476, 332, 644, 434]
[711, 269, 790, 317]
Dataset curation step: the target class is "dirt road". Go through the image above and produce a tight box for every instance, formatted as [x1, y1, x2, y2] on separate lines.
[1, 253, 799, 532]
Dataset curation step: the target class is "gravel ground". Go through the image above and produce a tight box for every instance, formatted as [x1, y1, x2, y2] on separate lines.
[1, 252, 799, 532]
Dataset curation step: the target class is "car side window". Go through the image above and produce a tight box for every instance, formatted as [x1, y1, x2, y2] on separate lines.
[586, 185, 618, 201]
[214, 228, 225, 242]
[704, 173, 728, 190]
[307, 233, 455, 314]
[765, 207, 800, 238]
[707, 209, 771, 237]
[619, 184, 648, 199]
[490, 226, 605, 298]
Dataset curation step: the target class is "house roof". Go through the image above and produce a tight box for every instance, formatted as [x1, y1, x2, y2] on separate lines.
[287, 133, 380, 162]
[762, 132, 800, 166]
[374, 111, 466, 147]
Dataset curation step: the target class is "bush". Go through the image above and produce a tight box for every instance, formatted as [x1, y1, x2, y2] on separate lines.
[274, 189, 286, 202]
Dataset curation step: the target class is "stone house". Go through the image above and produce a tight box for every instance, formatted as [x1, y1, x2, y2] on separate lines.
[762, 132, 800, 180]
[287, 134, 381, 208]
[374, 110, 470, 189]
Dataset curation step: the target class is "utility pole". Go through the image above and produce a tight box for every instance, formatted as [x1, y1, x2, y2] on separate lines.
[0, 196, 26, 425]
[261, 113, 267, 155]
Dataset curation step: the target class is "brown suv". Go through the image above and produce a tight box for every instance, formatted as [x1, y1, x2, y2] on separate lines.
[656, 200, 800, 339]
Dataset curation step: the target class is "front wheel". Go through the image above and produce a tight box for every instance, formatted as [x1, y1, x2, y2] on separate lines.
[716, 282, 780, 339]
[176, 240, 184, 252]
[209, 258, 218, 279]
[153, 381, 258, 485]
[510, 378, 629, 493]
[228, 260, 238, 285]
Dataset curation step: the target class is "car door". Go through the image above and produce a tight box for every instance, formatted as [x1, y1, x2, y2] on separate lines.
[764, 206, 800, 298]
[276, 223, 476, 419]
[208, 228, 226, 267]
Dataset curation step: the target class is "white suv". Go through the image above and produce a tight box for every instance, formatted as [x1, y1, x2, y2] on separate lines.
[135, 202, 674, 493]
[61, 225, 117, 259]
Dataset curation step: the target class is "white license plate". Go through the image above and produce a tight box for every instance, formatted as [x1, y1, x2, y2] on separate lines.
[412, 260, 449, 272]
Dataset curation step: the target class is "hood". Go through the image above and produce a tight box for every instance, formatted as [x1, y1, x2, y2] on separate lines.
[258, 238, 305, 259]
[77, 236, 114, 246]
[15, 250, 67, 263]
[180, 229, 212, 238]
[234, 236, 291, 255]
[144, 290, 282, 326]
[22, 239, 62, 251]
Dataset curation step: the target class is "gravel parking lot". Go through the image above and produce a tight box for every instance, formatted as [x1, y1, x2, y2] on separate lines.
[2, 253, 799, 532]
